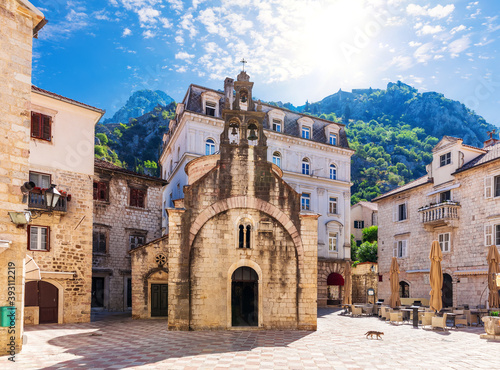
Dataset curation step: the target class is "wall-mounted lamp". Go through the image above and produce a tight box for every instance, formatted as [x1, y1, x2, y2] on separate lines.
[30, 184, 61, 219]
[8, 211, 31, 226]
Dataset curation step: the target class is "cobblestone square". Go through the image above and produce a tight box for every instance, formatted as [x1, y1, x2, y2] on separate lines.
[1, 308, 498, 369]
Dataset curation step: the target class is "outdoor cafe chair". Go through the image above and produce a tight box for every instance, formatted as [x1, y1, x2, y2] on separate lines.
[351, 305, 363, 317]
[464, 310, 479, 326]
[389, 311, 403, 325]
[431, 313, 448, 331]
[453, 310, 468, 327]
[419, 311, 435, 328]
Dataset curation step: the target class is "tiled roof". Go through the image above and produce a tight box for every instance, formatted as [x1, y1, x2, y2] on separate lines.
[32, 85, 105, 114]
[95, 159, 167, 184]
[372, 176, 432, 202]
[353, 201, 378, 211]
[183, 85, 351, 150]
[453, 141, 500, 174]
[128, 235, 169, 254]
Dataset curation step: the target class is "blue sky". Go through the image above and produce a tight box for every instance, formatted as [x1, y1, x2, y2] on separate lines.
[31, 0, 500, 126]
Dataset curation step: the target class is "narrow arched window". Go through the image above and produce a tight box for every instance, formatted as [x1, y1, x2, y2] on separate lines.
[246, 225, 251, 249]
[272, 151, 281, 168]
[302, 158, 310, 175]
[239, 225, 244, 248]
[329, 164, 337, 180]
[205, 138, 216, 155]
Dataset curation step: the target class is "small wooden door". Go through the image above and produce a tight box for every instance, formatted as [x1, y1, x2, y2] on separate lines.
[39, 281, 58, 324]
[151, 284, 168, 317]
[92, 277, 105, 308]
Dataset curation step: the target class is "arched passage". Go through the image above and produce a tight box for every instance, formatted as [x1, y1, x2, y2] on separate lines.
[231, 266, 258, 326]
[399, 281, 410, 298]
[327, 272, 344, 305]
[442, 273, 453, 308]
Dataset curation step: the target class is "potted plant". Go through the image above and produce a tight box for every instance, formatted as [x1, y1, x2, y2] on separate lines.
[482, 311, 500, 335]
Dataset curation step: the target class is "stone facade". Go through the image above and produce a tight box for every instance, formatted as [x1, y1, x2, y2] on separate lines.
[351, 201, 378, 244]
[351, 262, 378, 304]
[0, 0, 44, 356]
[23, 88, 103, 327]
[93, 159, 165, 311]
[159, 76, 354, 310]
[375, 136, 500, 308]
[132, 72, 318, 330]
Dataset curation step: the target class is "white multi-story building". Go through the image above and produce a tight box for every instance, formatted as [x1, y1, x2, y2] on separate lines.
[159, 73, 355, 306]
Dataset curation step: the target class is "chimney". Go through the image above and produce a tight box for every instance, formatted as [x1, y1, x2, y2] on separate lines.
[484, 129, 499, 148]
[224, 77, 234, 109]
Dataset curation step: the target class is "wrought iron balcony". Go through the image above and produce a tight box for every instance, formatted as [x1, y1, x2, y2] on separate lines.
[28, 191, 67, 212]
[418, 201, 460, 227]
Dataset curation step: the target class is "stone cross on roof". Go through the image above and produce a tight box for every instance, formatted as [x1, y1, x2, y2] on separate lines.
[240, 58, 247, 72]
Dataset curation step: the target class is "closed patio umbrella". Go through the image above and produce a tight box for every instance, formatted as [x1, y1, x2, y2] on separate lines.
[487, 244, 500, 309]
[429, 240, 443, 313]
[390, 257, 401, 308]
[343, 261, 352, 305]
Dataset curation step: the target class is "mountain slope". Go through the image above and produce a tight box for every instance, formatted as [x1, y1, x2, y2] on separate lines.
[104, 90, 175, 124]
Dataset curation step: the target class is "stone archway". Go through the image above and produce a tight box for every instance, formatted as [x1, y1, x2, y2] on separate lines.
[317, 261, 346, 307]
[327, 272, 344, 305]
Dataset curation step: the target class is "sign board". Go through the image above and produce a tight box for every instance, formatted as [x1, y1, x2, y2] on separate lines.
[367, 288, 375, 296]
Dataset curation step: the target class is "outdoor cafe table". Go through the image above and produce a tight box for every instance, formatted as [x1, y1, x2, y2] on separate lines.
[471, 309, 488, 326]
[401, 307, 425, 328]
[445, 312, 460, 328]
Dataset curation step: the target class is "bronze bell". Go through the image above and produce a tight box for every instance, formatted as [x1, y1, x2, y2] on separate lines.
[231, 126, 237, 135]
[241, 95, 247, 103]
[248, 128, 258, 141]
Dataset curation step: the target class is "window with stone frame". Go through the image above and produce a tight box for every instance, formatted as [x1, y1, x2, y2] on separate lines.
[301, 126, 311, 139]
[329, 164, 337, 180]
[272, 151, 281, 167]
[495, 175, 500, 197]
[393, 202, 407, 222]
[302, 158, 310, 175]
[29, 171, 51, 189]
[31, 112, 51, 141]
[238, 223, 252, 249]
[354, 220, 364, 229]
[440, 152, 451, 167]
[272, 119, 282, 132]
[129, 234, 146, 250]
[487, 224, 500, 246]
[438, 232, 450, 252]
[205, 101, 216, 116]
[329, 133, 337, 145]
[439, 190, 451, 203]
[28, 225, 49, 251]
[394, 240, 408, 258]
[93, 181, 109, 201]
[93, 229, 107, 254]
[301, 193, 311, 211]
[130, 188, 146, 208]
[328, 232, 338, 252]
[205, 138, 216, 155]
[328, 197, 337, 214]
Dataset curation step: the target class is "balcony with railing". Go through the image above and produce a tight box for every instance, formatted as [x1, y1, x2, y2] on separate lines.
[28, 191, 68, 212]
[418, 201, 460, 228]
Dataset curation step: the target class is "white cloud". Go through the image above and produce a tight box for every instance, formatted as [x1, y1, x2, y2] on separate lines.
[175, 51, 195, 60]
[414, 43, 434, 63]
[417, 25, 444, 36]
[116, 45, 137, 53]
[447, 36, 470, 57]
[176, 65, 188, 73]
[137, 7, 160, 26]
[408, 41, 422, 47]
[198, 8, 229, 38]
[406, 4, 455, 19]
[175, 35, 184, 44]
[180, 13, 198, 38]
[122, 28, 132, 37]
[160, 17, 172, 28]
[387, 55, 413, 70]
[450, 25, 466, 34]
[142, 30, 156, 38]
[167, 0, 183, 11]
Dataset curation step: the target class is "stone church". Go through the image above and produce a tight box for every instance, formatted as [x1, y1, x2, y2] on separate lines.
[130, 71, 318, 330]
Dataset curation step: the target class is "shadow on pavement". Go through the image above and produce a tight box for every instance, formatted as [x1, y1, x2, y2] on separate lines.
[44, 317, 312, 368]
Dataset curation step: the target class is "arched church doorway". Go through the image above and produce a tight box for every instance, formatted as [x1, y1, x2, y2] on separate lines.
[231, 266, 258, 326]
[399, 281, 410, 298]
[25, 281, 58, 324]
[442, 273, 453, 308]
[327, 272, 344, 305]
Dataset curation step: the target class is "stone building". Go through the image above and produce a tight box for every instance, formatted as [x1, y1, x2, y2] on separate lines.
[351, 262, 378, 304]
[159, 74, 354, 308]
[131, 71, 318, 330]
[22, 87, 104, 326]
[0, 0, 45, 355]
[351, 201, 378, 245]
[374, 135, 500, 307]
[92, 159, 165, 312]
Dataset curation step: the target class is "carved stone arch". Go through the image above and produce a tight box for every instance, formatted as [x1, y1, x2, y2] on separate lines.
[145, 267, 169, 281]
[188, 196, 304, 265]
